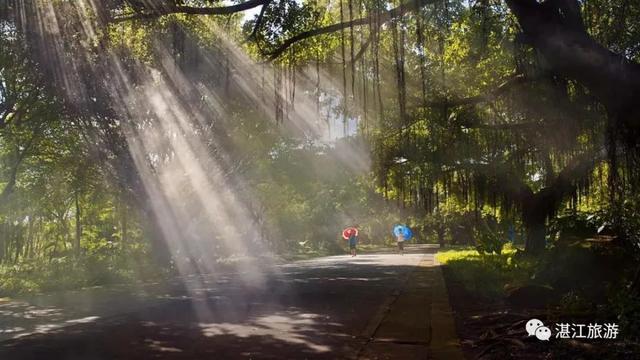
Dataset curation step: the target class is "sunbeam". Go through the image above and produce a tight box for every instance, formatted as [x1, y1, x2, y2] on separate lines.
[14, 0, 373, 324]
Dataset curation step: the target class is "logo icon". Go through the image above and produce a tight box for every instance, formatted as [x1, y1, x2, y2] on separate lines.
[535, 326, 552, 341]
[526, 318, 552, 340]
[526, 319, 619, 340]
[526, 318, 544, 337]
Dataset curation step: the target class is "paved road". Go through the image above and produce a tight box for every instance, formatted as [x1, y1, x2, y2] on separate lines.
[0, 245, 462, 359]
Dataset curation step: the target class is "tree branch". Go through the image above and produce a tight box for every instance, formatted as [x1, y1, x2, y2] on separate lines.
[505, 0, 640, 120]
[421, 73, 529, 107]
[473, 149, 601, 209]
[543, 150, 601, 200]
[383, 74, 531, 140]
[0, 89, 41, 131]
[267, 0, 435, 60]
[0, 101, 15, 129]
[461, 119, 539, 131]
[546, 0, 584, 31]
[349, 26, 377, 64]
[112, 0, 270, 23]
[0, 136, 37, 203]
[246, 1, 271, 41]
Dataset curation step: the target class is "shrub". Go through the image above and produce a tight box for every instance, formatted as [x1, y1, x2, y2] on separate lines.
[474, 216, 506, 254]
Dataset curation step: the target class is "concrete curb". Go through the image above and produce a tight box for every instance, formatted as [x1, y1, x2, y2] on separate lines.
[357, 252, 465, 359]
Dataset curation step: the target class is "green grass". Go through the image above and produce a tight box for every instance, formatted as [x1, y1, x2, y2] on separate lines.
[436, 245, 534, 300]
[0, 255, 166, 297]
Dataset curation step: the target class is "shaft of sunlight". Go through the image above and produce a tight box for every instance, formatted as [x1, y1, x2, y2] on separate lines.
[20, 0, 373, 321]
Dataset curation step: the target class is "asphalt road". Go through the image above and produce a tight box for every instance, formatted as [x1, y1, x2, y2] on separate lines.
[0, 245, 461, 360]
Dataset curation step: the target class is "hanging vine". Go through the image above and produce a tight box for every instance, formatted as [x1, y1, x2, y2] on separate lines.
[348, 0, 356, 97]
[339, 0, 348, 135]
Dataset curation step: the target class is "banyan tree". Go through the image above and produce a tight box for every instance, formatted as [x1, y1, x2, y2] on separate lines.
[5, 0, 640, 254]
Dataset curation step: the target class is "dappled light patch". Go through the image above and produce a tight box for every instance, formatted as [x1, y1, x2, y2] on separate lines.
[0, 250, 436, 358]
[0, 327, 25, 335]
[10, 0, 381, 328]
[144, 339, 183, 353]
[199, 311, 336, 353]
[0, 301, 64, 340]
[65, 316, 100, 324]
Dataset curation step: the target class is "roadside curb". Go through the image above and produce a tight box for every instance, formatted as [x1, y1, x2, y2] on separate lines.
[356, 250, 465, 359]
[427, 258, 465, 360]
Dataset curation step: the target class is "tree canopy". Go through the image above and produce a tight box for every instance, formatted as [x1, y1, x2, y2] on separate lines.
[1, 0, 640, 293]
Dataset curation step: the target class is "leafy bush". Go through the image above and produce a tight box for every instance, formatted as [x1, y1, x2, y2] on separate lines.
[548, 211, 599, 243]
[535, 242, 627, 300]
[609, 287, 640, 341]
[474, 216, 506, 254]
[436, 245, 529, 299]
[558, 291, 595, 316]
[0, 249, 164, 297]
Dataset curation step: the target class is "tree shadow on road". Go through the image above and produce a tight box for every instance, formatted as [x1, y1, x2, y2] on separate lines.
[0, 300, 358, 360]
[0, 251, 437, 359]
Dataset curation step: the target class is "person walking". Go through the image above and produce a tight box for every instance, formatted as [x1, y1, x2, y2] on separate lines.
[396, 233, 405, 255]
[349, 230, 358, 257]
[393, 224, 412, 255]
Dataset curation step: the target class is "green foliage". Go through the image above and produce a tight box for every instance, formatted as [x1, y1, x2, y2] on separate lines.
[613, 196, 640, 256]
[473, 216, 506, 255]
[436, 245, 529, 299]
[557, 291, 594, 317]
[251, 138, 406, 254]
[244, 0, 333, 63]
[367, 0, 610, 258]
[548, 211, 600, 243]
[1, 0, 639, 325]
[0, 248, 163, 296]
[609, 287, 640, 341]
[535, 242, 628, 298]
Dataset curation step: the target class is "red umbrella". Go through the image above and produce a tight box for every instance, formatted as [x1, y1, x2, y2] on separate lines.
[342, 227, 359, 240]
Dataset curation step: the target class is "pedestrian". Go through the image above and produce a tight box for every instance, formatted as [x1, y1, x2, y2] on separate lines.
[349, 226, 358, 257]
[396, 233, 404, 255]
[508, 223, 516, 243]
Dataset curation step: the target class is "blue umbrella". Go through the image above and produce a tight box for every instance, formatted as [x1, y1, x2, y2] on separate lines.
[392, 224, 413, 241]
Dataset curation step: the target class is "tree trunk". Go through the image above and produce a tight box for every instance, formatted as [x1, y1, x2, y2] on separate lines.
[146, 212, 172, 266]
[506, 0, 640, 126]
[121, 201, 128, 251]
[75, 192, 82, 256]
[437, 226, 445, 248]
[523, 209, 546, 255]
[14, 225, 23, 263]
[24, 217, 34, 259]
[0, 222, 5, 263]
[521, 187, 561, 255]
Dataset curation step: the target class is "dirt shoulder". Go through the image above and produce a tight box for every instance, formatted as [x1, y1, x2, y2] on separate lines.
[441, 265, 639, 359]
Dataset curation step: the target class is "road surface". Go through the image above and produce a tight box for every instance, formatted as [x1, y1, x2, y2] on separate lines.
[0, 245, 462, 359]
